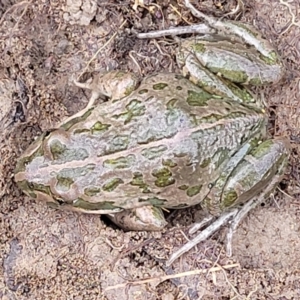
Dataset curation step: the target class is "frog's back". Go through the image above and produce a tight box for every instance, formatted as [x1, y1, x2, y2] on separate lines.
[17, 73, 266, 212]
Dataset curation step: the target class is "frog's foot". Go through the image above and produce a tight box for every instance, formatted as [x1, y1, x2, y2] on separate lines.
[167, 169, 284, 266]
[167, 197, 264, 266]
[166, 208, 239, 266]
[107, 206, 167, 231]
[224, 171, 285, 257]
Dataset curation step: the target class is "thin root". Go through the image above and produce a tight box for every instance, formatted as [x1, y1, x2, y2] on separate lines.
[279, 0, 300, 35]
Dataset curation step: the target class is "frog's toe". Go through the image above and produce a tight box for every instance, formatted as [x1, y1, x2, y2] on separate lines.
[167, 209, 239, 266]
[106, 206, 167, 231]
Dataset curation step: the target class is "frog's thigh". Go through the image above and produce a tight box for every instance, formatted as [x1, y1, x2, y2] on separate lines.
[220, 138, 289, 211]
[181, 54, 253, 104]
[106, 206, 167, 231]
[191, 41, 283, 85]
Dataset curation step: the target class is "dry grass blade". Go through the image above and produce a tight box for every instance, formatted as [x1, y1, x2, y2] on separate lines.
[103, 263, 240, 292]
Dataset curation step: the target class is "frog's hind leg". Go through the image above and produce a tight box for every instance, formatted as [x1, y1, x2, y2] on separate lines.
[178, 52, 255, 105]
[167, 138, 289, 265]
[167, 209, 239, 265]
[167, 193, 267, 265]
[184, 0, 284, 77]
[224, 176, 280, 257]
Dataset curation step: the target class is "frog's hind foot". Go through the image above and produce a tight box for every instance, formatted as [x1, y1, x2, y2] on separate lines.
[166, 208, 239, 266]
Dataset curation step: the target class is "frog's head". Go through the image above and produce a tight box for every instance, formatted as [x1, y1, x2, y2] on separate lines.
[15, 131, 54, 202]
[14, 128, 114, 214]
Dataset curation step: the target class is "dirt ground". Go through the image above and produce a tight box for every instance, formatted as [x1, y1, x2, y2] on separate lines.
[0, 0, 300, 299]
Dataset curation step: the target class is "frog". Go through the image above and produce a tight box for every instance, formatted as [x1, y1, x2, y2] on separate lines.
[15, 3, 289, 257]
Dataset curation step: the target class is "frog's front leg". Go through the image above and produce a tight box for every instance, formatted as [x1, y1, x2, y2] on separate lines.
[60, 71, 139, 126]
[74, 71, 139, 106]
[168, 137, 289, 265]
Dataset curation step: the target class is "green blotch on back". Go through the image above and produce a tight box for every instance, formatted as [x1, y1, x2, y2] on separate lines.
[84, 186, 101, 196]
[141, 145, 167, 160]
[91, 121, 111, 134]
[74, 121, 111, 135]
[73, 198, 121, 211]
[103, 155, 136, 169]
[186, 185, 202, 197]
[138, 89, 148, 94]
[54, 164, 95, 181]
[152, 167, 175, 187]
[60, 108, 93, 131]
[50, 139, 89, 162]
[200, 158, 211, 168]
[55, 164, 96, 196]
[200, 113, 224, 123]
[153, 83, 168, 90]
[102, 178, 124, 192]
[162, 159, 177, 168]
[138, 196, 167, 206]
[187, 90, 212, 106]
[113, 99, 146, 124]
[106, 135, 129, 154]
[130, 172, 151, 193]
[166, 98, 178, 108]
[192, 43, 206, 52]
[178, 185, 188, 190]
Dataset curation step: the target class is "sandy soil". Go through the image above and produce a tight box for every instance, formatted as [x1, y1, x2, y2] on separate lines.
[0, 0, 300, 299]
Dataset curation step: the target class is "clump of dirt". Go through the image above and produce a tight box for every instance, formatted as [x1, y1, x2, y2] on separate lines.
[63, 0, 97, 26]
[0, 0, 299, 299]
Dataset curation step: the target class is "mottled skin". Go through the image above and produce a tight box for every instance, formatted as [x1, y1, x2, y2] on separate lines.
[15, 19, 289, 231]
